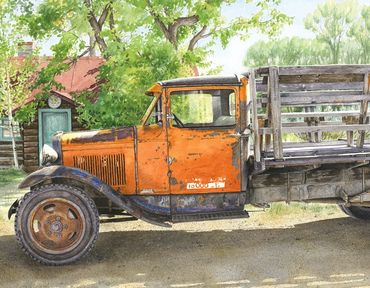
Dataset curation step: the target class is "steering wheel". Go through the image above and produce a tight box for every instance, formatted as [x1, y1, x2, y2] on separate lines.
[172, 113, 185, 127]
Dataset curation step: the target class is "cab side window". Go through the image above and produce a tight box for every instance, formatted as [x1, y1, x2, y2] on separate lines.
[170, 89, 236, 128]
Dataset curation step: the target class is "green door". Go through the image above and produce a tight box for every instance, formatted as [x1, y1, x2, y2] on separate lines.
[38, 109, 71, 163]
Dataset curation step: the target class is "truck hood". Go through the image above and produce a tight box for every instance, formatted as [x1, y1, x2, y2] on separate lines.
[61, 127, 135, 145]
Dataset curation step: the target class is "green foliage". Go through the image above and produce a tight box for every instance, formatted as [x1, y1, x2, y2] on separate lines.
[20, 0, 290, 129]
[304, 0, 357, 64]
[245, 0, 370, 67]
[0, 0, 35, 118]
[348, 5, 370, 63]
[244, 37, 328, 67]
[77, 40, 183, 128]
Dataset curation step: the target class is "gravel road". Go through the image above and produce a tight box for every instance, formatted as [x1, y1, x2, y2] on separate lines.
[1, 210, 370, 288]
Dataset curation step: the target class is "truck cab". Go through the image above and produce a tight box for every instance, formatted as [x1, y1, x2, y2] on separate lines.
[11, 75, 251, 265]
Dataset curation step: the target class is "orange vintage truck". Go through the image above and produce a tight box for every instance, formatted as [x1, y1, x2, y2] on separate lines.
[9, 65, 370, 265]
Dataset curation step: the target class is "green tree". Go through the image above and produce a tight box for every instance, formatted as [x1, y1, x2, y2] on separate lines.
[244, 37, 328, 67]
[304, 0, 357, 64]
[349, 5, 370, 63]
[0, 0, 34, 169]
[21, 0, 290, 128]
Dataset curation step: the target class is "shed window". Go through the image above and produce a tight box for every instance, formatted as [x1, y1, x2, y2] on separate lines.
[0, 118, 21, 141]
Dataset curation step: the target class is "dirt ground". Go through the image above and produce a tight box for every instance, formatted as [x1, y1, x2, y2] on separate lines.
[1, 206, 370, 288]
[1, 171, 370, 288]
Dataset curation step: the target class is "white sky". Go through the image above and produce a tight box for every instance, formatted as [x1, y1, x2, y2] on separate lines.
[38, 0, 370, 75]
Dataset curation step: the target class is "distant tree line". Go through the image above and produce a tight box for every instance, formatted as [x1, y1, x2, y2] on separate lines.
[244, 0, 370, 67]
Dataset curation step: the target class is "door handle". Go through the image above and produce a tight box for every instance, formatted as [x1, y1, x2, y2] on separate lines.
[230, 129, 250, 138]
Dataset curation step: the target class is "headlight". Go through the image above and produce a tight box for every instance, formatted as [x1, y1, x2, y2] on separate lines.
[42, 144, 59, 166]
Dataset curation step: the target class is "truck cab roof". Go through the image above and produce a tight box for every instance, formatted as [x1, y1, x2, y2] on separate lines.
[159, 75, 242, 87]
[146, 75, 244, 95]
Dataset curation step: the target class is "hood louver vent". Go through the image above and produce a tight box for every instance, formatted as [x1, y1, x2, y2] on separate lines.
[73, 153, 125, 187]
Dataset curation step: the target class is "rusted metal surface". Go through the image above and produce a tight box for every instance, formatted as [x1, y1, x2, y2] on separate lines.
[61, 127, 136, 193]
[136, 125, 169, 194]
[62, 127, 134, 144]
[29, 198, 85, 254]
[171, 192, 246, 214]
[166, 85, 243, 195]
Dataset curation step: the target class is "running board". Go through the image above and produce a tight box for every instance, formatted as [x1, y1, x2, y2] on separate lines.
[172, 210, 249, 223]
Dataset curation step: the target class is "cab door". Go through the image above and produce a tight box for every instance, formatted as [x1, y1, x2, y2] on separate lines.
[166, 86, 242, 195]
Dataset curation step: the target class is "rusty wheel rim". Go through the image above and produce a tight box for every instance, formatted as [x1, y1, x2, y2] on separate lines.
[28, 198, 86, 254]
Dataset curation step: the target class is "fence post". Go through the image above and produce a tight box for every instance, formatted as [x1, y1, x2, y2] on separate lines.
[356, 72, 369, 148]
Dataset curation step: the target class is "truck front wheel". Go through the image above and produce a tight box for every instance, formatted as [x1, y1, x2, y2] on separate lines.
[339, 204, 370, 220]
[15, 184, 99, 265]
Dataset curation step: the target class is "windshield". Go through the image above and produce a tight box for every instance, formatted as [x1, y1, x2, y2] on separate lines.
[170, 89, 236, 128]
[141, 93, 162, 125]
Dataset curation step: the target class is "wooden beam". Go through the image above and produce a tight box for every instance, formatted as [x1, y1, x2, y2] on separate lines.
[258, 111, 363, 119]
[260, 124, 370, 134]
[249, 69, 261, 162]
[269, 67, 283, 159]
[265, 155, 370, 167]
[256, 82, 363, 93]
[258, 94, 370, 105]
[256, 65, 370, 76]
[356, 72, 370, 148]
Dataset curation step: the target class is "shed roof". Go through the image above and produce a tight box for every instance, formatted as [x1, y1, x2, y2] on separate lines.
[15, 56, 103, 110]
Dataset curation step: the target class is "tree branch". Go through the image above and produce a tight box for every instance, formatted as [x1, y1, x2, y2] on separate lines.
[146, 0, 171, 41]
[98, 3, 111, 28]
[188, 25, 208, 51]
[83, 0, 108, 54]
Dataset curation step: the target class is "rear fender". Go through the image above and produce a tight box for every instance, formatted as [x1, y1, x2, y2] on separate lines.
[14, 166, 171, 227]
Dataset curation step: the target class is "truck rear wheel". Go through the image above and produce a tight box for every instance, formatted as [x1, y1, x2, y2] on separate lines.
[15, 184, 99, 265]
[339, 204, 370, 220]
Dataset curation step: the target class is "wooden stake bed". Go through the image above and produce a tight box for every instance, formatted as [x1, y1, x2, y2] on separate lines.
[249, 65, 370, 171]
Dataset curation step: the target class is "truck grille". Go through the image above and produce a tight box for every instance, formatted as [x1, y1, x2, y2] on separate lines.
[73, 153, 125, 187]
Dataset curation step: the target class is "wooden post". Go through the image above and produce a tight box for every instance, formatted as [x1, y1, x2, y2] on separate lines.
[305, 106, 315, 143]
[268, 67, 283, 160]
[356, 72, 369, 148]
[250, 69, 261, 162]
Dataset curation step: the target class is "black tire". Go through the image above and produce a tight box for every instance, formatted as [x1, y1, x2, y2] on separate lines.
[15, 184, 99, 265]
[339, 204, 370, 220]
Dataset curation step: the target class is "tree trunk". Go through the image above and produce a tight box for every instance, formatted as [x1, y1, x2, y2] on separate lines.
[5, 67, 19, 169]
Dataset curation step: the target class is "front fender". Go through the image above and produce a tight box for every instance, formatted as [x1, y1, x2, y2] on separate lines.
[16, 166, 171, 227]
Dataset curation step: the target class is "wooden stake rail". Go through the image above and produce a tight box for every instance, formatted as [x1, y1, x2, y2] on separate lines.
[249, 65, 370, 168]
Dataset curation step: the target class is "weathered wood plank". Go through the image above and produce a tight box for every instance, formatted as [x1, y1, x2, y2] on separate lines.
[265, 155, 370, 167]
[23, 135, 38, 142]
[257, 82, 364, 92]
[264, 145, 370, 158]
[256, 65, 370, 76]
[356, 72, 370, 148]
[23, 128, 38, 136]
[280, 111, 362, 118]
[260, 124, 370, 134]
[23, 147, 39, 154]
[258, 94, 370, 105]
[23, 142, 38, 148]
[249, 69, 261, 162]
[269, 67, 283, 159]
[281, 90, 363, 98]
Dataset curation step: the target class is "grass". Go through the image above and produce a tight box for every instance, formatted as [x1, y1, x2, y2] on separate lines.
[264, 202, 340, 218]
[0, 169, 26, 184]
[0, 169, 26, 220]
